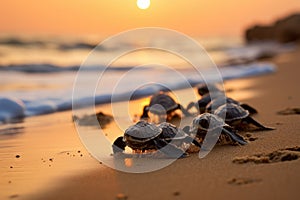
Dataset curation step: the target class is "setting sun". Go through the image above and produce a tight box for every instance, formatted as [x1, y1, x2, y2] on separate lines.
[137, 0, 151, 10]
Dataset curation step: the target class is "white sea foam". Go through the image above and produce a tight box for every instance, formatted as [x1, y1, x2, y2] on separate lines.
[0, 62, 276, 123]
[0, 97, 25, 123]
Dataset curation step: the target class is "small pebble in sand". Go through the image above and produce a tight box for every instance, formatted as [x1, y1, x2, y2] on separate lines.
[15, 155, 20, 158]
[49, 158, 53, 162]
[49, 164, 51, 167]
[99, 162, 103, 164]
[249, 137, 258, 141]
[77, 150, 81, 153]
[80, 154, 83, 157]
[116, 193, 128, 200]
[10, 166, 13, 169]
[173, 191, 180, 196]
[8, 181, 12, 184]
[9, 194, 19, 199]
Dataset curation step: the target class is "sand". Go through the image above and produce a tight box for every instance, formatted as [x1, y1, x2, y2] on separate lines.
[1, 48, 300, 200]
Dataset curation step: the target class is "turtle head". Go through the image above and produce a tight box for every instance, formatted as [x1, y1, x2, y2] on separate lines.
[112, 136, 126, 154]
[197, 84, 210, 96]
[197, 83, 220, 96]
[198, 117, 210, 130]
[140, 106, 150, 119]
[191, 113, 213, 133]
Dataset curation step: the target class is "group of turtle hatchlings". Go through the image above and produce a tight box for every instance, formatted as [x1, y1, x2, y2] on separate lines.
[113, 84, 274, 158]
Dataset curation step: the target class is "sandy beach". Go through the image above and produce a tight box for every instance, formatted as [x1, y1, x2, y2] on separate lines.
[1, 47, 300, 200]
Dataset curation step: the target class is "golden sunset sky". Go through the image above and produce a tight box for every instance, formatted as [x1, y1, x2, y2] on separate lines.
[1, 0, 300, 36]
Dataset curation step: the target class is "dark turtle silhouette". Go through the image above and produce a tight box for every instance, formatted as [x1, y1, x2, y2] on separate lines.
[196, 83, 221, 96]
[187, 94, 213, 114]
[187, 83, 257, 115]
[214, 103, 274, 131]
[186, 83, 223, 114]
[187, 113, 247, 145]
[112, 121, 198, 158]
[205, 96, 257, 114]
[158, 122, 202, 150]
[140, 92, 191, 122]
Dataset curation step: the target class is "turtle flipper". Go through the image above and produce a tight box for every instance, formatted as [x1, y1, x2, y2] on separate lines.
[112, 136, 126, 154]
[178, 104, 193, 117]
[245, 116, 275, 131]
[186, 102, 196, 111]
[240, 103, 258, 115]
[222, 128, 247, 145]
[182, 126, 191, 135]
[153, 139, 188, 158]
[140, 106, 150, 119]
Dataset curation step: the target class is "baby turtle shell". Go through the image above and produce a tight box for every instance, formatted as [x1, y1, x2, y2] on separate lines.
[113, 121, 189, 158]
[189, 113, 247, 145]
[206, 96, 257, 114]
[148, 93, 179, 114]
[190, 113, 226, 133]
[124, 121, 162, 142]
[206, 97, 239, 113]
[158, 122, 188, 140]
[214, 103, 249, 122]
[140, 92, 191, 121]
[214, 103, 274, 131]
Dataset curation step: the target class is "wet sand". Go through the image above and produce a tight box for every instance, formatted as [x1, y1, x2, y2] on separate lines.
[1, 48, 300, 200]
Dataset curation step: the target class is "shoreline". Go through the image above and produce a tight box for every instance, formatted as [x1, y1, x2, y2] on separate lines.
[1, 48, 300, 200]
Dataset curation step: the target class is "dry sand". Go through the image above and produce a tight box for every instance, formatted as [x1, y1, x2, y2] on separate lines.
[1, 48, 300, 200]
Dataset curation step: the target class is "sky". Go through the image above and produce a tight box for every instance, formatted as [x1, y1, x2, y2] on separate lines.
[1, 0, 300, 37]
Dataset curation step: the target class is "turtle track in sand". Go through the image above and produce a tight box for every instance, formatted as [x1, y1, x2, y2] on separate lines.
[277, 107, 300, 115]
[227, 177, 262, 186]
[232, 146, 300, 164]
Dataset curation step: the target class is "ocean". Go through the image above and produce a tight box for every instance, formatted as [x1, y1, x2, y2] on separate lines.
[0, 33, 295, 124]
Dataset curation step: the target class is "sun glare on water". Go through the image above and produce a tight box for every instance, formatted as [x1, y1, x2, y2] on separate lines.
[137, 0, 151, 10]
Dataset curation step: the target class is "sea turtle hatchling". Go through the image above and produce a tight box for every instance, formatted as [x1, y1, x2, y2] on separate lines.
[186, 83, 222, 114]
[187, 83, 257, 115]
[112, 121, 199, 158]
[140, 92, 191, 123]
[158, 122, 202, 152]
[186, 113, 247, 145]
[196, 83, 221, 96]
[205, 96, 258, 114]
[214, 103, 274, 131]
